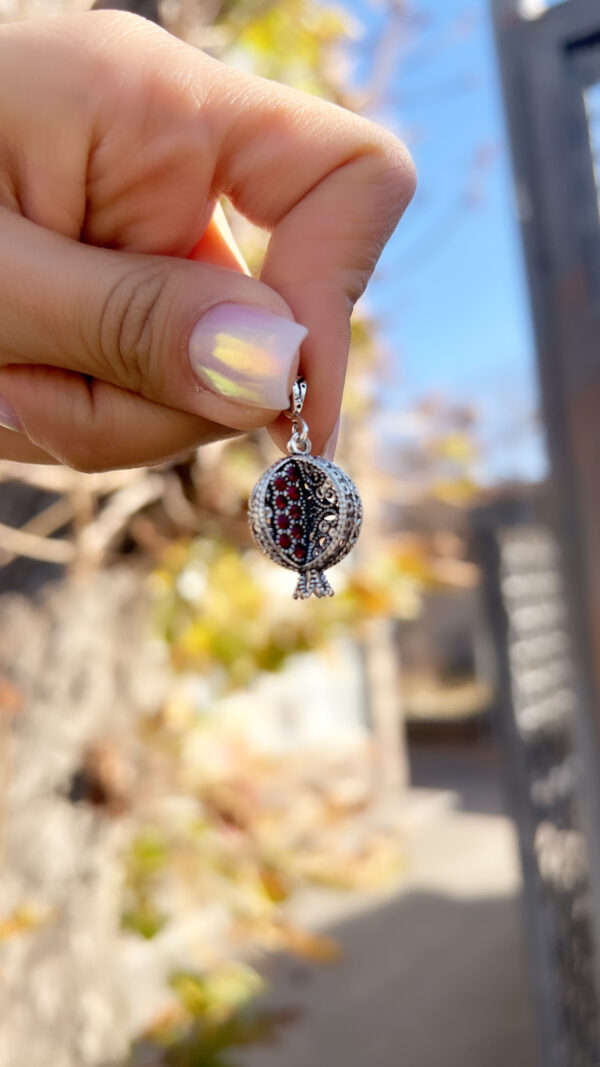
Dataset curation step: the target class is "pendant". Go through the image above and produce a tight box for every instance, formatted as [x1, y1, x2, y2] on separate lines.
[248, 379, 363, 599]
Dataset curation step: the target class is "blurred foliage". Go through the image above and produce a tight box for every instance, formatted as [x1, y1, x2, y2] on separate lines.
[216, 0, 351, 98]
[161, 0, 357, 102]
[119, 729, 406, 944]
[117, 710, 406, 1064]
[130, 964, 298, 1067]
[0, 903, 53, 941]
[122, 827, 170, 939]
[148, 533, 426, 697]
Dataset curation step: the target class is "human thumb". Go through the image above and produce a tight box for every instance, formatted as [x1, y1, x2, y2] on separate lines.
[0, 212, 307, 467]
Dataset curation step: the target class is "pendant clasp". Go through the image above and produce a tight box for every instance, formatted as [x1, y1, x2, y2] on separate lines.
[288, 377, 307, 418]
[286, 376, 311, 454]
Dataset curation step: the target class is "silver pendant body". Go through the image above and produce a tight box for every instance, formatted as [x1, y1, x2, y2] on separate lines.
[248, 452, 363, 599]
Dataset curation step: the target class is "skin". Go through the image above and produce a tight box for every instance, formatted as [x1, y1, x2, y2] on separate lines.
[0, 10, 416, 472]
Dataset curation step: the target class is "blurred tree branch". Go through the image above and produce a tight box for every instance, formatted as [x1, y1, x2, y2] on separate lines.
[91, 0, 162, 23]
[0, 518, 75, 565]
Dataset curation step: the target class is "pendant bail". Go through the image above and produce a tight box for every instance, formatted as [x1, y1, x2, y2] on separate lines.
[286, 376, 311, 455]
[289, 377, 307, 418]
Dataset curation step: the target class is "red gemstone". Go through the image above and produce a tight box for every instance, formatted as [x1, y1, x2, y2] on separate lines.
[277, 515, 290, 529]
[286, 467, 299, 482]
[288, 486, 300, 501]
[274, 476, 287, 491]
[291, 525, 303, 539]
[275, 495, 287, 509]
[279, 534, 292, 549]
[293, 546, 306, 560]
[289, 505, 302, 519]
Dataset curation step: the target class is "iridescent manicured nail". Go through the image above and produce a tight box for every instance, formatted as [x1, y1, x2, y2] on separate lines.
[0, 397, 22, 432]
[189, 304, 308, 410]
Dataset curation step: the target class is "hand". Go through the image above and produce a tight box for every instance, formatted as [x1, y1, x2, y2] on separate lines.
[0, 10, 416, 471]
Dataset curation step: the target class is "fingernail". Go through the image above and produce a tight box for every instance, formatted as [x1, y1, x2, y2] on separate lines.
[323, 417, 340, 461]
[0, 397, 22, 432]
[189, 304, 308, 410]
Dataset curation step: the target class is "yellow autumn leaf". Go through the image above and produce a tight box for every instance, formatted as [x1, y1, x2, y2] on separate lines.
[430, 433, 476, 463]
[0, 903, 52, 940]
[273, 922, 342, 962]
[432, 478, 478, 504]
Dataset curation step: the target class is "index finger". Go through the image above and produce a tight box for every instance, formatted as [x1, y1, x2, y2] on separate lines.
[207, 68, 417, 451]
[83, 19, 416, 451]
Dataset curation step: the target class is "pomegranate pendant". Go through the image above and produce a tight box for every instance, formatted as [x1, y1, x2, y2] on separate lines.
[248, 380, 363, 599]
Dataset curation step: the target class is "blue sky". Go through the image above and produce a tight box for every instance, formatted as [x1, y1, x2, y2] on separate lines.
[345, 0, 548, 482]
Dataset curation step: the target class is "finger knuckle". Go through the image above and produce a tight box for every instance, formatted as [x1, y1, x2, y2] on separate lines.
[84, 11, 172, 119]
[97, 266, 167, 395]
[88, 8, 162, 42]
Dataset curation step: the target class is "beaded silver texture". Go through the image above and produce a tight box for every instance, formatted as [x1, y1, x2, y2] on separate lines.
[248, 379, 363, 599]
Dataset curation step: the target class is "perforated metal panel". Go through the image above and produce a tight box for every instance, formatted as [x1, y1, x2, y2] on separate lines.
[478, 518, 600, 1065]
[490, 3, 600, 1061]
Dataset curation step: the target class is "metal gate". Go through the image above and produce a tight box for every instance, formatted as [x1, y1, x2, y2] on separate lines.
[476, 502, 600, 1066]
[491, 1, 600, 1062]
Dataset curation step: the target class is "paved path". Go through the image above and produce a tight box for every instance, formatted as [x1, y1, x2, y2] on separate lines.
[236, 755, 537, 1067]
